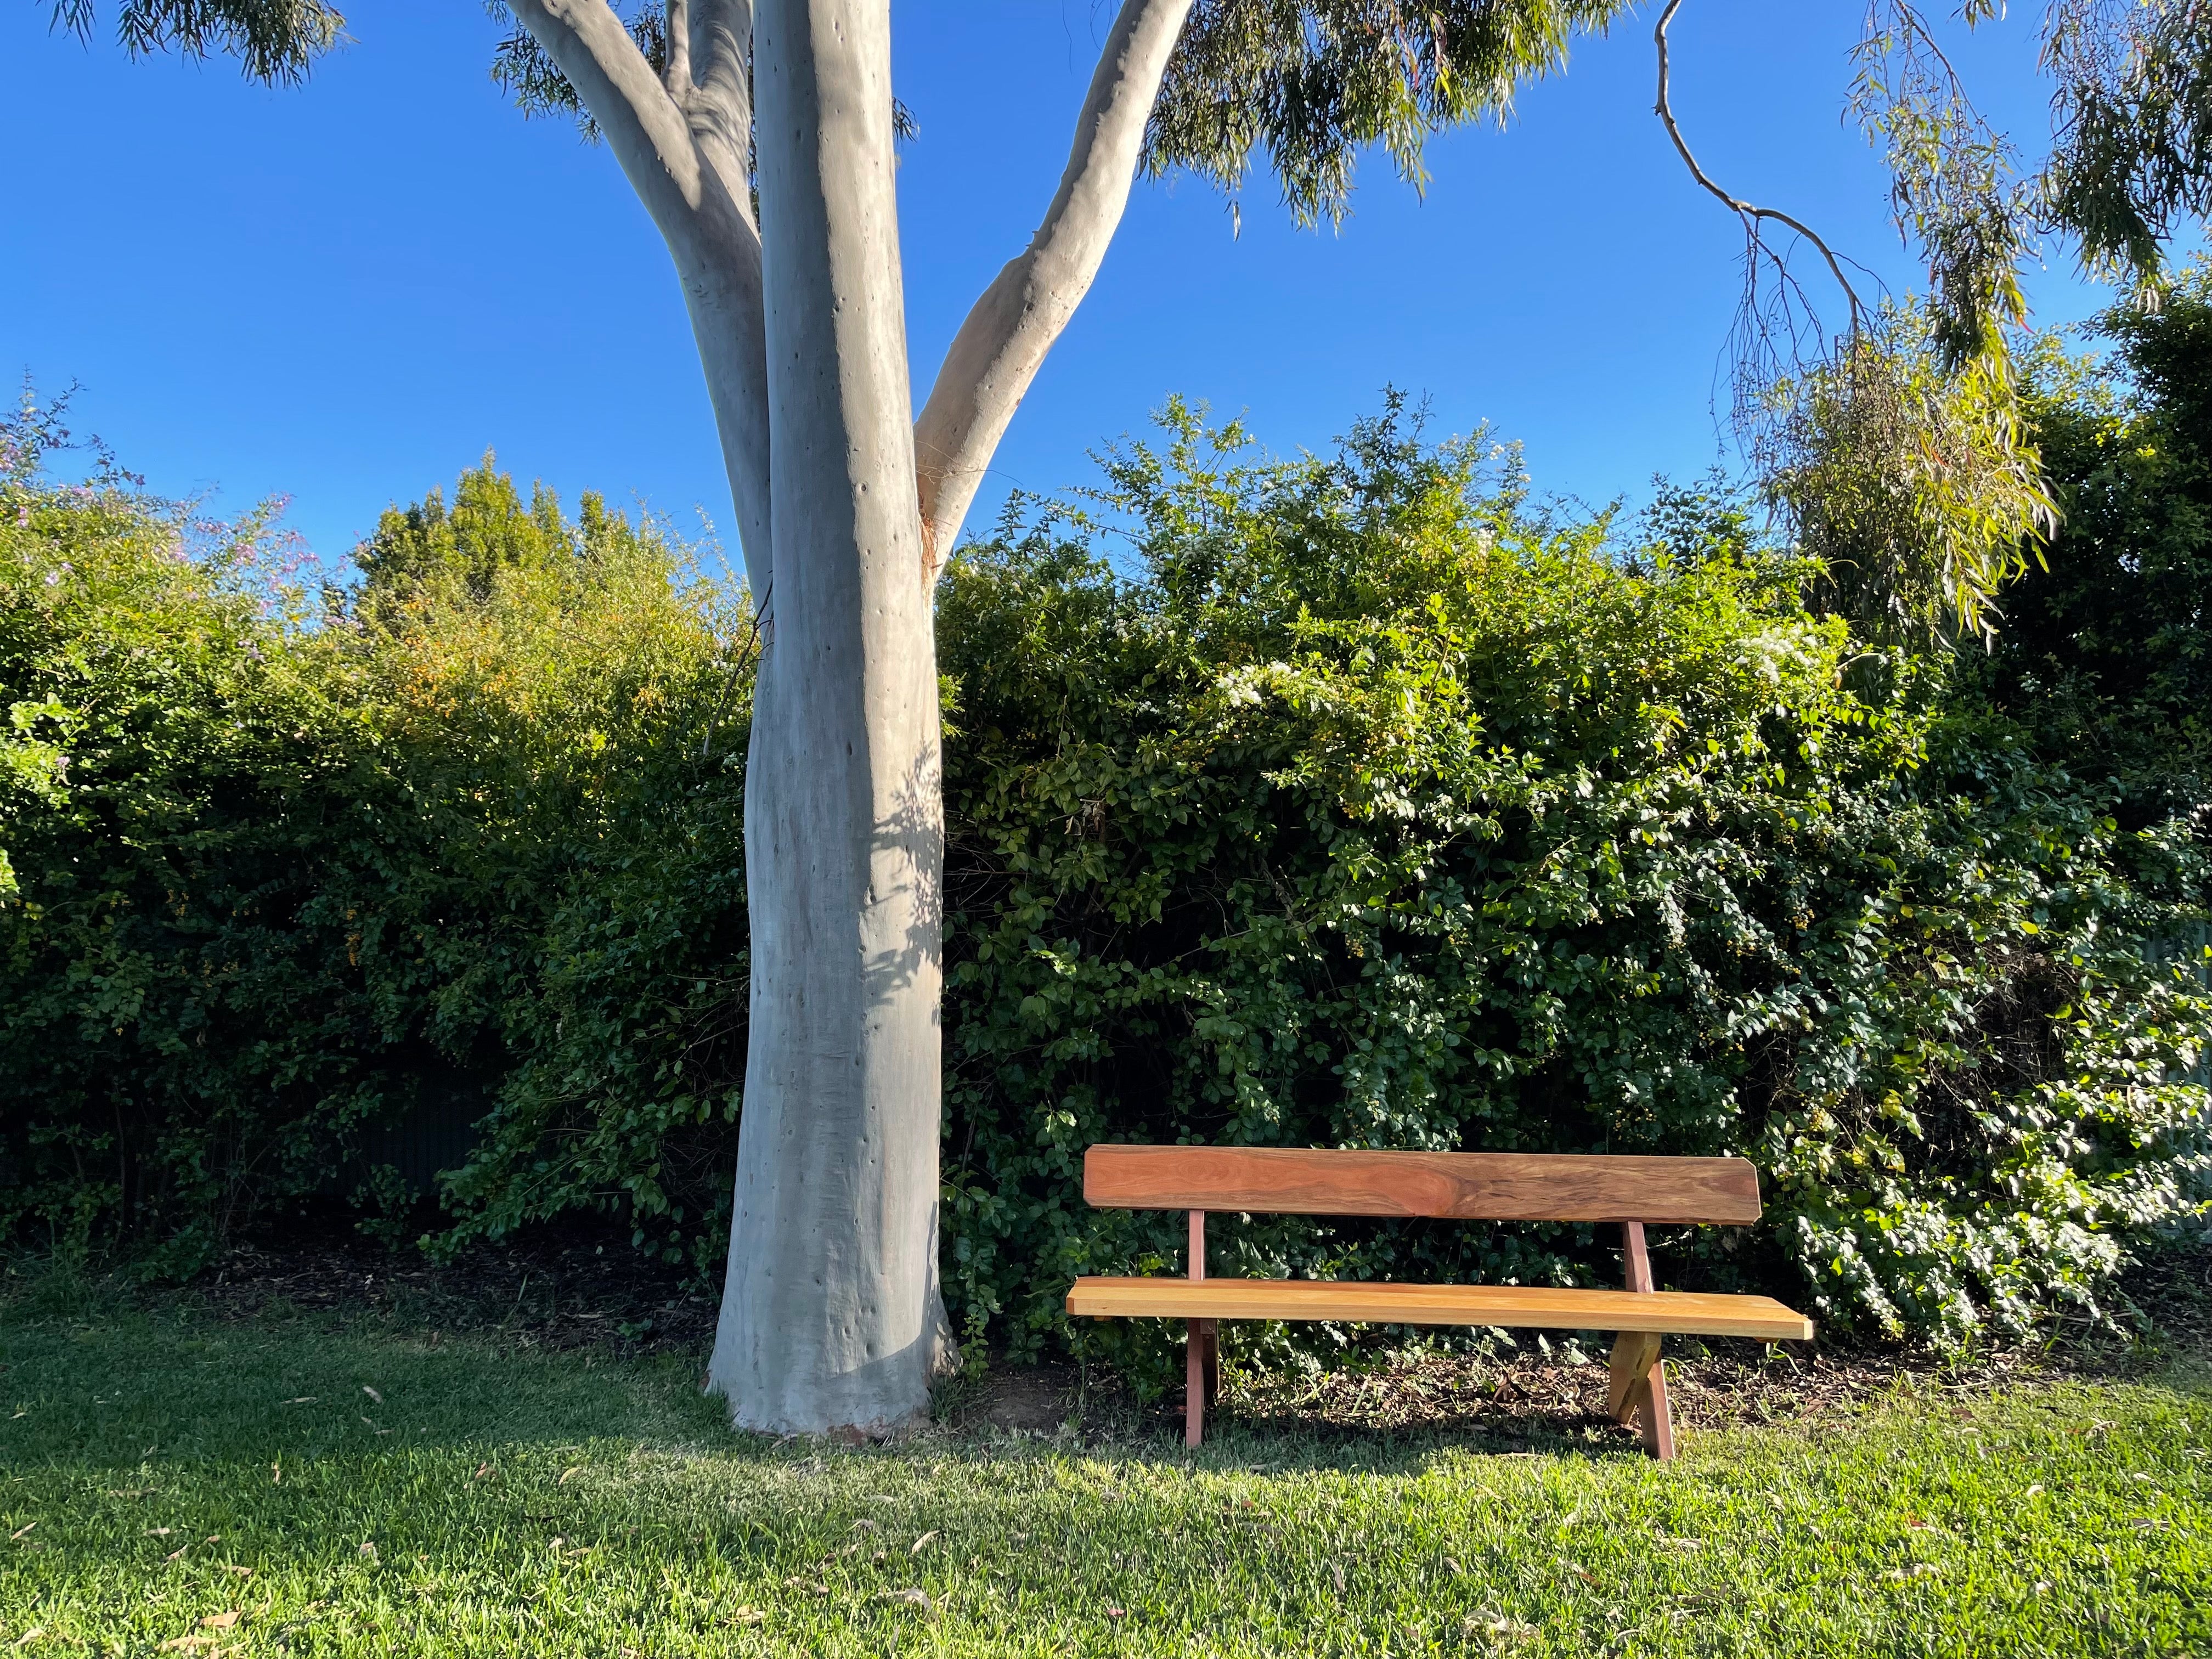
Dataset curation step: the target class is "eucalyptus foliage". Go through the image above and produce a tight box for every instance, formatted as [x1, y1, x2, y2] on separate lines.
[44, 0, 342, 82]
[1761, 304, 2057, 650]
[1809, 0, 2212, 365]
[1695, 2, 2212, 650]
[1140, 0, 1627, 227]
[2043, 0, 2212, 290]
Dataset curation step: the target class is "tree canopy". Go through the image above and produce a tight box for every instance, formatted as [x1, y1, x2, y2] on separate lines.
[45, 0, 2212, 646]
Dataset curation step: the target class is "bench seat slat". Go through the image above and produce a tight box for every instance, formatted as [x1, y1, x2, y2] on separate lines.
[1085, 1146, 1762, 1224]
[1065, 1277, 1813, 1341]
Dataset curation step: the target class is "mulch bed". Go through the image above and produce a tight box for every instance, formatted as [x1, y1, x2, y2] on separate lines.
[1221, 1336, 2022, 1446]
[193, 1222, 719, 1357]
[1202, 1249, 2211, 1448]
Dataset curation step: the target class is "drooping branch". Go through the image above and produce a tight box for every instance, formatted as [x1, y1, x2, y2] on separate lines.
[1144, 1, 1630, 233]
[911, 0, 1197, 580]
[1849, 1, 2028, 368]
[1654, 0, 1866, 333]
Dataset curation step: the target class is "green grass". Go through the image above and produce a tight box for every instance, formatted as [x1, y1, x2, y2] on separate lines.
[1, 1283, 2207, 1657]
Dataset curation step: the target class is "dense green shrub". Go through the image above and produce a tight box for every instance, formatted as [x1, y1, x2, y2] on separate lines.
[0, 404, 389, 1264]
[0, 416, 751, 1271]
[1970, 265, 2212, 823]
[3, 381, 2205, 1361]
[354, 464, 755, 1269]
[932, 402, 2211, 1369]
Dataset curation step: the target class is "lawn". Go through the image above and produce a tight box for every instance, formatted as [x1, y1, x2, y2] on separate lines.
[0, 1267, 2206, 1657]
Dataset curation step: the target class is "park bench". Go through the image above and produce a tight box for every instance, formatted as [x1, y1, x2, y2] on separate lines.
[1064, 1145, 1814, 1458]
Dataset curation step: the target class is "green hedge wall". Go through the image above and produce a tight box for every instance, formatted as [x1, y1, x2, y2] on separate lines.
[3, 383, 2207, 1362]
[928, 404, 2210, 1369]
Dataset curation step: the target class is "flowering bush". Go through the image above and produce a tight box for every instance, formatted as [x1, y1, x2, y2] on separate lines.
[929, 403, 2210, 1369]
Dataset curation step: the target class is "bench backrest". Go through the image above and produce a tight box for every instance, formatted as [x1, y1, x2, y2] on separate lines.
[1084, 1146, 1760, 1225]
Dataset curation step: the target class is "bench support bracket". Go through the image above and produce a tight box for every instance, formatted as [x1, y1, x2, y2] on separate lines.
[1611, 1222, 1677, 1460]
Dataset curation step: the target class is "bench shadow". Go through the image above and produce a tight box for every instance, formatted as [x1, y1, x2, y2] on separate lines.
[944, 1352, 1664, 1476]
[1116, 1410, 1654, 1476]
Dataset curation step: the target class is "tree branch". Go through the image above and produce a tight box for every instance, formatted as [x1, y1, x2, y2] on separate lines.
[510, 0, 773, 605]
[1655, 0, 1865, 332]
[506, 0, 707, 229]
[664, 0, 692, 97]
[685, 0, 756, 222]
[911, 0, 1195, 581]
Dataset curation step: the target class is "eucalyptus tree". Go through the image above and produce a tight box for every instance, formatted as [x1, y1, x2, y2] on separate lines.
[46, 0, 1634, 1432]
[43, 0, 2212, 1433]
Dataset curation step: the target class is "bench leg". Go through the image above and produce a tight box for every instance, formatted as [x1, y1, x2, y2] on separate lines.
[1641, 1357, 1677, 1461]
[1607, 1331, 1675, 1460]
[1186, 1319, 1206, 1448]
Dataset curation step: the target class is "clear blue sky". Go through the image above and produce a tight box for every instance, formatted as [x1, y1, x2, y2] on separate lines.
[0, 2, 2120, 571]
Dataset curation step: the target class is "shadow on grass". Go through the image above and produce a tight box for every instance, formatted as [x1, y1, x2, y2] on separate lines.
[0, 1285, 1669, 1493]
[7, 1259, 2212, 1659]
[9, 1241, 2206, 1485]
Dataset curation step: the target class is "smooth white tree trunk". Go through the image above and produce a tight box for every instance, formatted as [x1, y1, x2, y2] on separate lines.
[703, 0, 953, 1432]
[512, 0, 1190, 1434]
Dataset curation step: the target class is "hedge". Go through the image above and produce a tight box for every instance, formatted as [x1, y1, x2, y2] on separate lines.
[3, 380, 2206, 1363]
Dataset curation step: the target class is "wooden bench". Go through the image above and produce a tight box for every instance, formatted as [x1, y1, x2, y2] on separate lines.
[1064, 1145, 1813, 1458]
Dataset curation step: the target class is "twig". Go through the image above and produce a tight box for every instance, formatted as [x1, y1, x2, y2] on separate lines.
[1655, 0, 1867, 334]
[698, 578, 768, 761]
